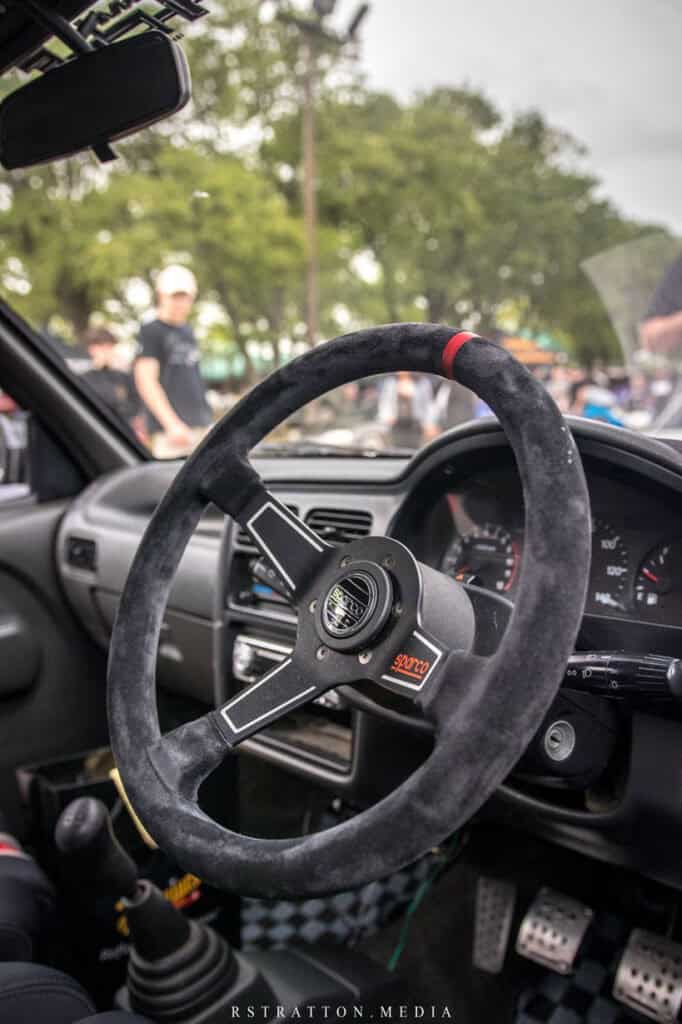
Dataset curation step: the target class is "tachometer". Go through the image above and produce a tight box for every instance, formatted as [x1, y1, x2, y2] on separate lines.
[590, 518, 629, 612]
[634, 540, 682, 622]
[442, 523, 520, 594]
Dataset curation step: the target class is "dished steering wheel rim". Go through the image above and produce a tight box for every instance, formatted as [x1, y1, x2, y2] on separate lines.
[107, 323, 591, 898]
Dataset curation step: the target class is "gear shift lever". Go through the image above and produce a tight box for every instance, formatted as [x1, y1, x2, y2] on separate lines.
[55, 796, 191, 958]
[55, 796, 137, 901]
[55, 797, 236, 1019]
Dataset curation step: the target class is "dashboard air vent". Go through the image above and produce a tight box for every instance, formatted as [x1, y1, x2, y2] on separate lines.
[235, 506, 298, 548]
[305, 508, 373, 545]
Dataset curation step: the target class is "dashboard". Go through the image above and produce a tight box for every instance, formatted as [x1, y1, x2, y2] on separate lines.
[56, 418, 682, 891]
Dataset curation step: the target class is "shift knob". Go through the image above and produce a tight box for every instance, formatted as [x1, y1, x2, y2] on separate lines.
[55, 796, 138, 901]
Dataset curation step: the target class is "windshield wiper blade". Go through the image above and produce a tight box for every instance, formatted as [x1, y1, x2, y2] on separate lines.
[254, 441, 410, 458]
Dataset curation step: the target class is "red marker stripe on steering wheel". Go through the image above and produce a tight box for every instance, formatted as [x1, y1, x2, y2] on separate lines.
[441, 331, 476, 379]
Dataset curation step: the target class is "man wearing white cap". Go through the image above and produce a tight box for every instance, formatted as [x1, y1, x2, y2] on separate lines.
[134, 265, 211, 455]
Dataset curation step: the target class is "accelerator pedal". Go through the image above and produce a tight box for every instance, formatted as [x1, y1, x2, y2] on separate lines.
[473, 876, 517, 974]
[515, 887, 593, 975]
[613, 928, 682, 1023]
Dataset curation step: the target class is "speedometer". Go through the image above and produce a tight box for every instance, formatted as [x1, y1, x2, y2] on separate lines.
[442, 523, 520, 594]
[590, 518, 629, 612]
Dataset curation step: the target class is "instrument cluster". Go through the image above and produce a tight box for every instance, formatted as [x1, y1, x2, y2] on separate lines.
[432, 467, 682, 628]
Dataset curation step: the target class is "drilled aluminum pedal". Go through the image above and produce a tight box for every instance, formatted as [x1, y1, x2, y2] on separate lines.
[473, 876, 516, 974]
[515, 887, 592, 974]
[613, 928, 682, 1023]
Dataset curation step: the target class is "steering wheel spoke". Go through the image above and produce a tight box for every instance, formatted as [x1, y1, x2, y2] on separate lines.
[216, 654, 328, 747]
[237, 488, 332, 599]
[374, 624, 451, 699]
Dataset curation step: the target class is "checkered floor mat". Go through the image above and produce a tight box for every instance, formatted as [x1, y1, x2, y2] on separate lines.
[240, 855, 434, 950]
[517, 913, 648, 1024]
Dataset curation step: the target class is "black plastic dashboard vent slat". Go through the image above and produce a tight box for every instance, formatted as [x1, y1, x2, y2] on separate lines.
[305, 508, 373, 545]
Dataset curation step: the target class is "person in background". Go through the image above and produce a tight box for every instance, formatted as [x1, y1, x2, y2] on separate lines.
[570, 378, 624, 427]
[640, 250, 682, 354]
[545, 364, 572, 413]
[378, 371, 438, 447]
[430, 377, 475, 433]
[82, 326, 145, 442]
[134, 265, 211, 456]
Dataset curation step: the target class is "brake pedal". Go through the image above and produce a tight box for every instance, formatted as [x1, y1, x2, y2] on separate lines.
[515, 887, 592, 974]
[613, 928, 682, 1023]
[473, 876, 516, 973]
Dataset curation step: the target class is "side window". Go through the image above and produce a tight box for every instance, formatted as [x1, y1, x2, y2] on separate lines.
[0, 390, 29, 503]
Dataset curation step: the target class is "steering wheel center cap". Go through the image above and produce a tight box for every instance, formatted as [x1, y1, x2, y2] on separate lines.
[316, 561, 394, 652]
[322, 571, 378, 638]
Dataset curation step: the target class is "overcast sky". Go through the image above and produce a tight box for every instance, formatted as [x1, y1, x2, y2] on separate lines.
[351, 0, 682, 233]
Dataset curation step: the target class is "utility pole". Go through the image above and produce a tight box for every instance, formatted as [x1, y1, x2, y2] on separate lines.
[276, 1, 370, 348]
[301, 33, 320, 347]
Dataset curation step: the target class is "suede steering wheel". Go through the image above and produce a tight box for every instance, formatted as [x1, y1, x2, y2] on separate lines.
[107, 324, 591, 898]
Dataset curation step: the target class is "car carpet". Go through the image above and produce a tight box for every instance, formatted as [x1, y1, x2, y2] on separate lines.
[357, 825, 672, 1024]
[240, 855, 434, 951]
[236, 783, 439, 950]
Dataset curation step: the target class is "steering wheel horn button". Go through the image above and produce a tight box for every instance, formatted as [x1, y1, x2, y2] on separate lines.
[322, 572, 378, 638]
[316, 561, 393, 652]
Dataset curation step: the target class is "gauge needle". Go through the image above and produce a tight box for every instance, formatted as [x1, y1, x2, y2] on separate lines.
[642, 568, 660, 584]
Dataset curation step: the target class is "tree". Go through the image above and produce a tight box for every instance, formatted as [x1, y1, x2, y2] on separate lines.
[0, 161, 144, 337]
[264, 86, 647, 362]
[0, 2, 657, 370]
[0, 0, 338, 354]
[115, 146, 306, 379]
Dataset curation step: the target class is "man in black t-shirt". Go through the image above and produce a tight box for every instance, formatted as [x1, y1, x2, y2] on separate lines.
[134, 265, 211, 455]
[82, 326, 143, 438]
[640, 251, 682, 354]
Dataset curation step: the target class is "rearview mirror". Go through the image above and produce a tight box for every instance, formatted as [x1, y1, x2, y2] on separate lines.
[0, 31, 191, 170]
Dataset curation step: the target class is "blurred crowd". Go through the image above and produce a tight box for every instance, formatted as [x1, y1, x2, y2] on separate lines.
[535, 364, 679, 433]
[24, 252, 682, 456]
[59, 324, 682, 455]
[289, 362, 681, 450]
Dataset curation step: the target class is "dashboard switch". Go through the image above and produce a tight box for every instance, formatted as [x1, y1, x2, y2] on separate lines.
[251, 557, 294, 602]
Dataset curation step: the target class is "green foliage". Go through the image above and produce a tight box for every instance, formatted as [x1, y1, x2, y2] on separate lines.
[264, 85, 647, 362]
[0, 0, 661, 369]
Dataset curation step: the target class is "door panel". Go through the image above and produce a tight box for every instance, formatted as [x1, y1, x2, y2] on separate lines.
[0, 499, 108, 834]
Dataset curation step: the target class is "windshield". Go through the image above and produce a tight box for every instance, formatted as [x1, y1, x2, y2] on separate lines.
[2, 1, 682, 456]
